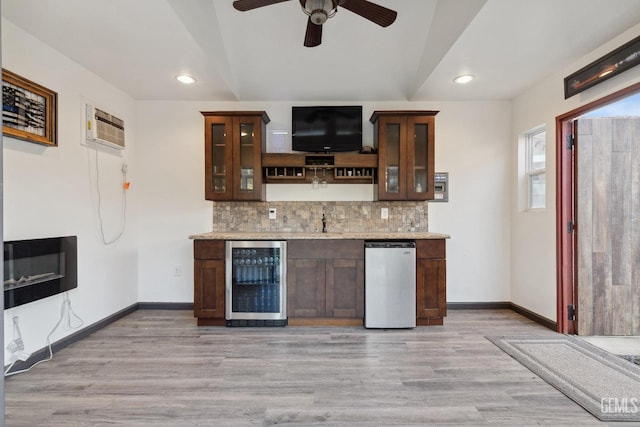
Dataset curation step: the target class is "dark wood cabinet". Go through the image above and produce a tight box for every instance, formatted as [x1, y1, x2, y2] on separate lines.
[288, 258, 326, 317]
[326, 258, 364, 318]
[416, 239, 446, 325]
[287, 240, 364, 324]
[202, 111, 269, 201]
[262, 153, 377, 185]
[370, 111, 438, 201]
[193, 240, 226, 326]
[192, 237, 446, 327]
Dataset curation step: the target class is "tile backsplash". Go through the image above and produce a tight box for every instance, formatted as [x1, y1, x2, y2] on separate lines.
[211, 201, 428, 233]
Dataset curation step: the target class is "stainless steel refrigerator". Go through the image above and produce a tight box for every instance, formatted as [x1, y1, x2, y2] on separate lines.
[364, 241, 416, 328]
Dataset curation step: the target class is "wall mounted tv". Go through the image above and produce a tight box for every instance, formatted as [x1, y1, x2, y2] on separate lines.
[292, 106, 363, 153]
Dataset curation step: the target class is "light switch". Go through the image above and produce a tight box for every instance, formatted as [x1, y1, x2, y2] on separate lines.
[268, 208, 277, 220]
[380, 208, 388, 219]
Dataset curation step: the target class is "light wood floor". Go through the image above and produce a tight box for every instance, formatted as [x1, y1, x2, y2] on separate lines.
[4, 309, 615, 426]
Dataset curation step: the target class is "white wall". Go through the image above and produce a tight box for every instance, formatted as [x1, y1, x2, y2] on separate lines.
[2, 20, 139, 362]
[135, 100, 513, 305]
[510, 23, 640, 322]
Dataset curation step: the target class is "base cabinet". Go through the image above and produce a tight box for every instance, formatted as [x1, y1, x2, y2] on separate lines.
[416, 239, 447, 325]
[326, 259, 364, 318]
[193, 240, 226, 326]
[287, 240, 364, 324]
[193, 238, 446, 327]
[287, 258, 325, 317]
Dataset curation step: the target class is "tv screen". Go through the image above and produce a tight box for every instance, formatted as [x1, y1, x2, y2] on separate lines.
[292, 106, 362, 153]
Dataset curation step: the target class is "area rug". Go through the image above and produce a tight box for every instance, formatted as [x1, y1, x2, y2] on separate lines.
[486, 335, 640, 421]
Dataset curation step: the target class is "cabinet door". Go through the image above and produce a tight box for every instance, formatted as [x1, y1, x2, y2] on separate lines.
[325, 259, 364, 318]
[204, 116, 233, 200]
[406, 115, 435, 200]
[416, 259, 446, 323]
[194, 259, 225, 319]
[378, 116, 408, 200]
[287, 259, 326, 317]
[232, 116, 263, 201]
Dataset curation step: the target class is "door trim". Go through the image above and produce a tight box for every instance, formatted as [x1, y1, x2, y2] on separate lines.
[555, 81, 640, 334]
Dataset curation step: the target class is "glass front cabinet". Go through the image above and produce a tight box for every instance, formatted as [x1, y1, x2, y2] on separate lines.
[202, 111, 270, 201]
[370, 111, 438, 201]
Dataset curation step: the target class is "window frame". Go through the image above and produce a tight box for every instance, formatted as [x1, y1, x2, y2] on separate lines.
[524, 127, 546, 211]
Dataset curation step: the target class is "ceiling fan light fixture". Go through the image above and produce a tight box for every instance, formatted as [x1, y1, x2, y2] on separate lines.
[454, 74, 475, 84]
[302, 0, 337, 25]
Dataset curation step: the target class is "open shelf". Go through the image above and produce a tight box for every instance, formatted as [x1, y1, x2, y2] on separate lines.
[262, 153, 377, 184]
[264, 167, 306, 180]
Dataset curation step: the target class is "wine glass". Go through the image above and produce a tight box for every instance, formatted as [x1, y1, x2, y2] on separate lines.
[320, 168, 328, 188]
[312, 168, 319, 189]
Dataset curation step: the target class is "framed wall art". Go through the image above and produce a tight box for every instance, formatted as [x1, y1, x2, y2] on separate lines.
[564, 34, 640, 99]
[2, 69, 57, 146]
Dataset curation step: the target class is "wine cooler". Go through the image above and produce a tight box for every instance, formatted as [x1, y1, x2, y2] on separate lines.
[225, 241, 287, 326]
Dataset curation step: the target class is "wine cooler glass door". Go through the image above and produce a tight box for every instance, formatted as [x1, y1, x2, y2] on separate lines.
[225, 241, 287, 322]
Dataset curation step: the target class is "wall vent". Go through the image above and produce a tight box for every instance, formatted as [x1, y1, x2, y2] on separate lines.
[85, 104, 125, 150]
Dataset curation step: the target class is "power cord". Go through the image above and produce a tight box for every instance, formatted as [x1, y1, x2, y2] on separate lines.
[93, 145, 128, 245]
[5, 293, 84, 377]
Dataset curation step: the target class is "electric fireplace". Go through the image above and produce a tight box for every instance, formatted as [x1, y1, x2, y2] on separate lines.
[4, 236, 77, 309]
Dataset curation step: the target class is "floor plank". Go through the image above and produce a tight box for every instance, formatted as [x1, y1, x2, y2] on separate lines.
[4, 309, 611, 426]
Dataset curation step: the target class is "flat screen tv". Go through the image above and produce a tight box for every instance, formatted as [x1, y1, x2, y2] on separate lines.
[292, 106, 362, 153]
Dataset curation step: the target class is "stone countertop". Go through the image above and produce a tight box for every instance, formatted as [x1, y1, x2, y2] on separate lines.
[189, 231, 450, 240]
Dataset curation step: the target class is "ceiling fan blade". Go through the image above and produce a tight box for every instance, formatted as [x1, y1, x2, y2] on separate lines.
[233, 0, 291, 12]
[304, 17, 323, 47]
[340, 0, 397, 27]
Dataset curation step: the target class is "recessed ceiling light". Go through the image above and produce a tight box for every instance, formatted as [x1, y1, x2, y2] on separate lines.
[176, 74, 196, 85]
[454, 74, 475, 84]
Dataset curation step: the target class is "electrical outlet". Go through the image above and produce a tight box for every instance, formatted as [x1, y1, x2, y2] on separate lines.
[173, 265, 182, 277]
[381, 207, 389, 219]
[268, 208, 277, 220]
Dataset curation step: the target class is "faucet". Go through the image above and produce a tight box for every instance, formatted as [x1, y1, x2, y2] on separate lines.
[322, 213, 327, 233]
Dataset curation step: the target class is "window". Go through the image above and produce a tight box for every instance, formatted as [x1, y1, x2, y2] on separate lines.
[525, 128, 546, 210]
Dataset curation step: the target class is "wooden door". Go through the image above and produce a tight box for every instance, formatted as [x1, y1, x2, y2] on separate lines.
[232, 115, 263, 201]
[575, 117, 640, 335]
[287, 259, 326, 317]
[416, 259, 446, 322]
[377, 115, 408, 200]
[325, 259, 364, 318]
[193, 259, 225, 319]
[406, 115, 435, 200]
[203, 115, 233, 200]
[415, 239, 446, 325]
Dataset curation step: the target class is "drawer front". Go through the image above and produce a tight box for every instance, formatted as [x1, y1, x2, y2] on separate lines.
[325, 240, 364, 259]
[287, 240, 327, 259]
[193, 240, 225, 260]
[416, 239, 445, 259]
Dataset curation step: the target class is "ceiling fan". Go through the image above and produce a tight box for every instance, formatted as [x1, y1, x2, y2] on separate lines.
[232, 0, 397, 47]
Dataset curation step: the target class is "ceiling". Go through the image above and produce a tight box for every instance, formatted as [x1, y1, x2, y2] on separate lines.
[3, 0, 640, 102]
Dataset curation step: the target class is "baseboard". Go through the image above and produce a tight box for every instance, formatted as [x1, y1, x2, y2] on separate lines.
[447, 301, 511, 310]
[5, 303, 138, 376]
[509, 302, 556, 331]
[447, 301, 557, 331]
[137, 302, 193, 310]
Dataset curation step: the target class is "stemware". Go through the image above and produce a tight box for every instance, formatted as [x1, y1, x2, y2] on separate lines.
[320, 168, 328, 188]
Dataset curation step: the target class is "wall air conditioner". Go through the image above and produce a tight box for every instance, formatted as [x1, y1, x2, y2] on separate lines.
[85, 104, 125, 150]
